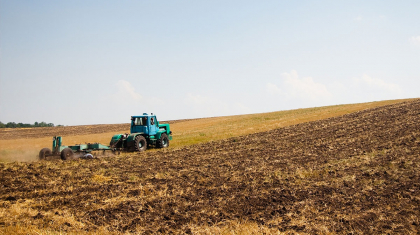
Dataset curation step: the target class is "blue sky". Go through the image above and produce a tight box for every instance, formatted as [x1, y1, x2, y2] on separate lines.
[1, 0, 419, 125]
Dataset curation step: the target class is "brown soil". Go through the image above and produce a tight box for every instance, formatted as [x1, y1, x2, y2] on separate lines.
[1, 100, 419, 234]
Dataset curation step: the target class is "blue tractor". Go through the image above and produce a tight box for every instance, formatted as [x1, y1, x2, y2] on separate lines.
[39, 113, 172, 160]
[109, 113, 172, 152]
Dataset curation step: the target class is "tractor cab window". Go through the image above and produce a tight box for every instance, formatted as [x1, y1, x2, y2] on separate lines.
[133, 117, 148, 126]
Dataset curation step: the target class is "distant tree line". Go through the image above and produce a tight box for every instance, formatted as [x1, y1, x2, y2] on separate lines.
[0, 121, 62, 128]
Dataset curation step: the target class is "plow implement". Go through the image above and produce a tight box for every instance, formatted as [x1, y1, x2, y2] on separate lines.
[39, 136, 113, 160]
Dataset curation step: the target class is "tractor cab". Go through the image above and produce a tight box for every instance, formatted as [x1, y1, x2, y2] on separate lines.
[131, 113, 159, 135]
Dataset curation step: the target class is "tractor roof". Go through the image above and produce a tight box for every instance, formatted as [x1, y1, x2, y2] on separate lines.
[131, 113, 156, 118]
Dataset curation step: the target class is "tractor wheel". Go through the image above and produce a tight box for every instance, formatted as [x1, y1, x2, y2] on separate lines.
[157, 133, 169, 148]
[134, 135, 147, 152]
[61, 148, 74, 160]
[39, 148, 52, 160]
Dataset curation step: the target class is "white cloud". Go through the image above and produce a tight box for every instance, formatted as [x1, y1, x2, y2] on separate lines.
[409, 36, 420, 46]
[114, 80, 142, 101]
[266, 70, 332, 102]
[266, 82, 282, 95]
[100, 80, 170, 123]
[110, 80, 165, 106]
[95, 80, 145, 123]
[353, 74, 403, 95]
[104, 80, 146, 107]
[354, 16, 363, 22]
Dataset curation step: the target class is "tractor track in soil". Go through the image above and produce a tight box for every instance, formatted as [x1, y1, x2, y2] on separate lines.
[1, 99, 420, 234]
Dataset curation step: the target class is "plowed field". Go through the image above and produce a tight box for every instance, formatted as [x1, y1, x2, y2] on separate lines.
[1, 99, 420, 234]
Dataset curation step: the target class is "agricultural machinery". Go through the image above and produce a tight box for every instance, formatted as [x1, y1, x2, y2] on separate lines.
[39, 113, 172, 160]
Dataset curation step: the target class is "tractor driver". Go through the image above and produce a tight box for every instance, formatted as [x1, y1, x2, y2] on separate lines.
[151, 117, 155, 125]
